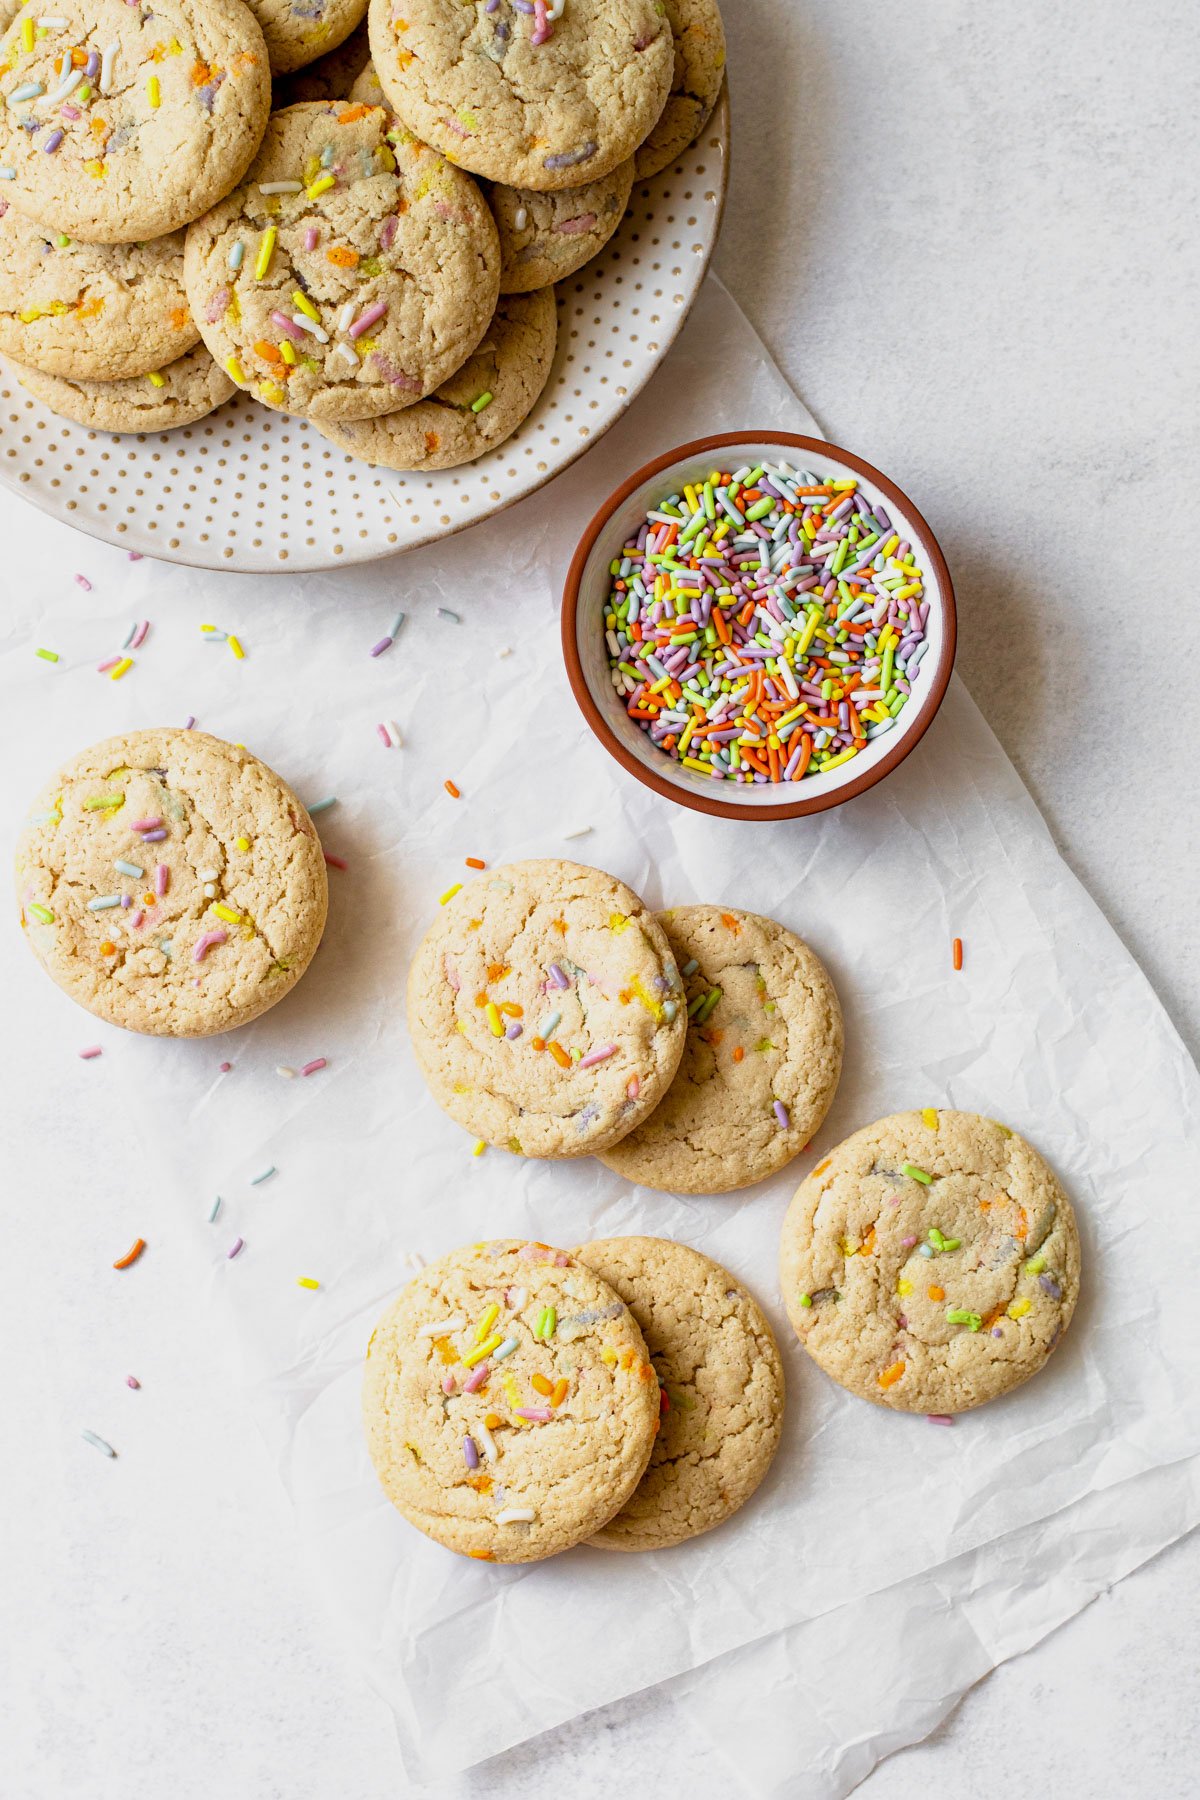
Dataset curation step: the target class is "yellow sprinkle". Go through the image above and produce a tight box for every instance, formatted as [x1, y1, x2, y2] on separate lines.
[306, 173, 335, 199]
[472, 1139, 486, 1157]
[110, 658, 132, 680]
[292, 289, 320, 322]
[896, 1279, 913, 1296]
[147, 75, 160, 107]
[146, 370, 166, 388]
[439, 883, 462, 904]
[279, 338, 297, 365]
[21, 15, 33, 50]
[485, 1001, 503, 1038]
[211, 903, 242, 924]
[226, 355, 245, 384]
[296, 1277, 319, 1290]
[820, 746, 861, 771]
[462, 1333, 501, 1369]
[475, 1303, 499, 1342]
[922, 1108, 938, 1129]
[608, 911, 629, 932]
[253, 225, 276, 281]
[1007, 1298, 1031, 1319]
[681, 756, 710, 773]
[235, 836, 250, 852]
[601, 1346, 617, 1367]
[227, 634, 244, 660]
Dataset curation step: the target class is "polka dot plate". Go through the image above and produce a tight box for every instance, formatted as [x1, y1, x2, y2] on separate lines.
[0, 92, 729, 573]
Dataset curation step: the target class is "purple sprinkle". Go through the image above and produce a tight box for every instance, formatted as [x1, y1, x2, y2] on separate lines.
[505, 1022, 523, 1039]
[991, 1325, 1003, 1338]
[369, 636, 393, 657]
[543, 141, 597, 171]
[485, 0, 499, 9]
[227, 1237, 244, 1259]
[1038, 1274, 1062, 1299]
[548, 962, 570, 989]
[773, 1099, 790, 1130]
[183, 714, 196, 728]
[140, 828, 167, 842]
[44, 129, 64, 154]
[463, 1435, 479, 1469]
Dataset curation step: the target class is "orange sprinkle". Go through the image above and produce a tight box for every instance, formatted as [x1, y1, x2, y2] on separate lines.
[928, 1284, 945, 1302]
[112, 1237, 146, 1270]
[861, 1225, 877, 1255]
[326, 245, 360, 267]
[254, 340, 283, 364]
[720, 911, 741, 933]
[812, 1158, 831, 1178]
[531, 1036, 546, 1052]
[548, 1041, 571, 1069]
[878, 1360, 906, 1389]
[465, 856, 486, 869]
[531, 1373, 553, 1396]
[483, 1412, 501, 1429]
[486, 963, 509, 982]
[99, 940, 116, 956]
[1015, 1207, 1028, 1239]
[732, 1045, 745, 1062]
[444, 779, 461, 798]
[550, 1378, 568, 1408]
[468, 1549, 494, 1560]
[952, 937, 964, 971]
[336, 103, 372, 122]
[499, 1001, 522, 1018]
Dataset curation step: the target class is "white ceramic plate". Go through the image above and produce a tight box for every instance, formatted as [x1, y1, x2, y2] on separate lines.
[0, 91, 728, 573]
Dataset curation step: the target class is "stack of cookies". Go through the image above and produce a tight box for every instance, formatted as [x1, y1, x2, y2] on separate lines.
[0, 0, 726, 468]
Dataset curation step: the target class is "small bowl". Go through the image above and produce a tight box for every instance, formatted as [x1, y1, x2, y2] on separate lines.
[561, 432, 957, 821]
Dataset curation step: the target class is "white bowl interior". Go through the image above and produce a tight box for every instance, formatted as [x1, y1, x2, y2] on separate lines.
[573, 439, 948, 810]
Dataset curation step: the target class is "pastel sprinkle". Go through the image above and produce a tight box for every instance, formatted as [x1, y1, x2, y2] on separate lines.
[348, 299, 387, 338]
[250, 1167, 276, 1185]
[78, 1044, 102, 1060]
[113, 858, 143, 878]
[306, 796, 337, 814]
[493, 1335, 520, 1361]
[417, 1315, 467, 1338]
[254, 226, 277, 280]
[227, 1237, 244, 1259]
[87, 895, 121, 912]
[463, 1434, 479, 1469]
[902, 1163, 932, 1184]
[927, 1414, 955, 1426]
[126, 1376, 140, 1390]
[577, 1043, 616, 1069]
[369, 635, 393, 657]
[81, 1429, 116, 1457]
[28, 902, 54, 923]
[772, 1099, 790, 1129]
[470, 391, 493, 413]
[437, 607, 461, 622]
[301, 1057, 327, 1076]
[495, 1507, 535, 1524]
[207, 1196, 222, 1221]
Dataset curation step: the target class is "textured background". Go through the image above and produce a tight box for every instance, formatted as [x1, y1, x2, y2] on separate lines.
[4, 1, 1198, 1795]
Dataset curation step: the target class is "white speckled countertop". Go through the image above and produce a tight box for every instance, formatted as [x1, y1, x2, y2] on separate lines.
[5, 2, 1198, 1795]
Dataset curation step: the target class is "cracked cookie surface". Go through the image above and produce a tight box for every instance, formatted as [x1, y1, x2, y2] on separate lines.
[406, 858, 687, 1157]
[576, 1236, 784, 1552]
[184, 99, 499, 422]
[779, 1110, 1082, 1414]
[367, 0, 672, 191]
[246, 0, 366, 77]
[0, 0, 271, 243]
[634, 0, 725, 180]
[277, 13, 371, 99]
[15, 727, 328, 1035]
[600, 906, 843, 1194]
[363, 1238, 660, 1561]
[316, 284, 554, 467]
[9, 339, 234, 429]
[0, 211, 198, 380]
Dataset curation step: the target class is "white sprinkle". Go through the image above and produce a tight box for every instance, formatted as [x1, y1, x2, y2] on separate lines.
[406, 1250, 426, 1270]
[514, 205, 528, 230]
[508, 1287, 527, 1308]
[37, 16, 70, 25]
[276, 1065, 296, 1078]
[416, 1315, 467, 1338]
[41, 65, 82, 106]
[336, 300, 356, 333]
[495, 1506, 536, 1524]
[0, 167, 15, 180]
[291, 312, 330, 343]
[476, 1422, 498, 1462]
[259, 180, 302, 194]
[385, 719, 403, 747]
[99, 41, 117, 94]
[197, 867, 219, 883]
[203, 883, 217, 899]
[496, 646, 513, 658]
[563, 825, 592, 839]
[329, 341, 358, 371]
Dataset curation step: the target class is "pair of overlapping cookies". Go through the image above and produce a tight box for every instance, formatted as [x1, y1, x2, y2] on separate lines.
[0, 0, 725, 467]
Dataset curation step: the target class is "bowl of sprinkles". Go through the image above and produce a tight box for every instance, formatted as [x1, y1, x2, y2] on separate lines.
[562, 433, 957, 820]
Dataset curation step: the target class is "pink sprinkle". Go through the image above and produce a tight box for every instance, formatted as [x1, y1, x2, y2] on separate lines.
[126, 1375, 140, 1389]
[515, 1406, 552, 1423]
[155, 863, 168, 897]
[193, 928, 228, 962]
[901, 1235, 918, 1248]
[219, 1061, 232, 1072]
[129, 620, 150, 649]
[324, 852, 347, 871]
[376, 722, 392, 746]
[130, 909, 144, 929]
[96, 657, 120, 673]
[625, 1076, 640, 1101]
[74, 573, 92, 591]
[531, 0, 551, 43]
[227, 1237, 244, 1259]
[555, 213, 597, 235]
[130, 817, 162, 832]
[303, 224, 318, 251]
[270, 310, 309, 341]
[300, 1057, 327, 1076]
[441, 1374, 456, 1395]
[79, 1045, 103, 1060]
[927, 1414, 955, 1426]
[348, 300, 387, 340]
[129, 552, 143, 562]
[578, 1043, 616, 1069]
[463, 1363, 489, 1392]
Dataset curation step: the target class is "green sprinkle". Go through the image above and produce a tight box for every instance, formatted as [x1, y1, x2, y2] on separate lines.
[83, 793, 124, 811]
[470, 390, 493, 413]
[940, 1236, 962, 1252]
[946, 1308, 982, 1331]
[695, 987, 722, 1025]
[1025, 1252, 1047, 1275]
[35, 647, 59, 662]
[541, 1306, 556, 1339]
[798, 1292, 813, 1309]
[28, 902, 54, 924]
[902, 1162, 932, 1184]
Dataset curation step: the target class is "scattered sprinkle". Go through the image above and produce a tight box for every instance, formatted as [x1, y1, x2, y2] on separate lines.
[78, 1044, 102, 1060]
[81, 1429, 116, 1458]
[440, 883, 462, 904]
[250, 1167, 276, 1186]
[35, 647, 59, 662]
[306, 796, 337, 814]
[465, 856, 486, 869]
[369, 636, 393, 657]
[112, 1237, 146, 1270]
[300, 1057, 327, 1076]
[444, 779, 461, 798]
[126, 1376, 140, 1390]
[927, 1414, 955, 1426]
[437, 607, 461, 623]
[207, 1196, 222, 1222]
[324, 851, 348, 870]
[296, 1277, 320, 1290]
[952, 936, 963, 971]
[227, 1237, 245, 1259]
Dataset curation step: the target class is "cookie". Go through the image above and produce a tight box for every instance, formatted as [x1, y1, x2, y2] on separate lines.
[363, 1237, 661, 1562]
[184, 100, 499, 422]
[0, 211, 197, 380]
[406, 858, 687, 1158]
[575, 1237, 784, 1552]
[366, 0, 673, 191]
[0, 0, 271, 244]
[490, 158, 633, 293]
[634, 0, 725, 181]
[600, 906, 843, 1195]
[316, 285, 555, 469]
[15, 727, 328, 1036]
[277, 14, 371, 100]
[248, 0, 366, 77]
[779, 1111, 1082, 1415]
[9, 341, 234, 431]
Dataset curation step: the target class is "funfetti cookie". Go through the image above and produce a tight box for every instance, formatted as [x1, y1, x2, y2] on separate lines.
[366, 0, 673, 191]
[246, 0, 366, 76]
[406, 858, 688, 1157]
[184, 100, 500, 422]
[9, 341, 235, 431]
[779, 1111, 1082, 1416]
[0, 213, 198, 380]
[363, 1238, 661, 1562]
[634, 0, 725, 181]
[316, 285, 555, 468]
[15, 728, 328, 1036]
[0, 0, 272, 244]
[277, 14, 371, 100]
[600, 906, 843, 1195]
[576, 1237, 785, 1552]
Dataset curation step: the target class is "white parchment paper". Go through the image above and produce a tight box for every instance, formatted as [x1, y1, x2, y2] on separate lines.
[4, 277, 1199, 1792]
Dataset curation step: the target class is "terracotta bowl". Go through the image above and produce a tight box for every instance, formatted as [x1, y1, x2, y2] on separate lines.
[561, 431, 957, 821]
